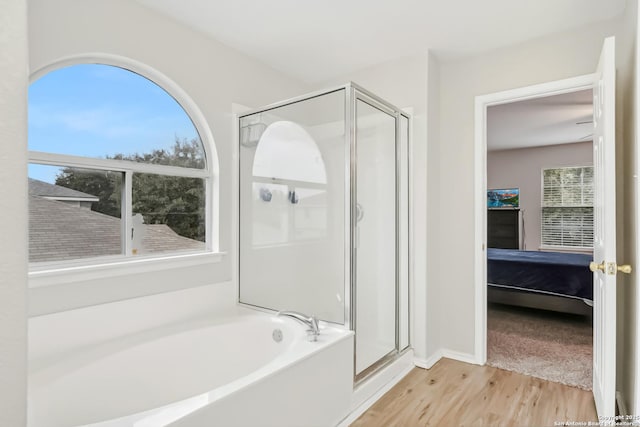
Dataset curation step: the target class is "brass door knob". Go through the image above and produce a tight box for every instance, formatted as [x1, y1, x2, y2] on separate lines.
[590, 261, 632, 274]
[618, 264, 632, 274]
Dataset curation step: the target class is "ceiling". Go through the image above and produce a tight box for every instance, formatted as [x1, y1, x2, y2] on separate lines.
[487, 89, 593, 151]
[135, 0, 626, 83]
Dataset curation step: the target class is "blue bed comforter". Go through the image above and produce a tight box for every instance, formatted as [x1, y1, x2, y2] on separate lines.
[487, 248, 593, 300]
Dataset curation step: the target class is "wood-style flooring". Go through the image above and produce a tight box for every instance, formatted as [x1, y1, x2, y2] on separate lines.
[351, 358, 597, 427]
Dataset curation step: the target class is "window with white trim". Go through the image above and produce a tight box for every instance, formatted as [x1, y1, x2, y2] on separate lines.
[28, 63, 212, 265]
[541, 166, 594, 248]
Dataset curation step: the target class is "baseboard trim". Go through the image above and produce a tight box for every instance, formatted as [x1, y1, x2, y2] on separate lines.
[414, 348, 480, 370]
[441, 349, 482, 365]
[414, 350, 443, 369]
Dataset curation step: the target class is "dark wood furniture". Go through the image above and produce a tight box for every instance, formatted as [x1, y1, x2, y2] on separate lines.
[487, 209, 519, 249]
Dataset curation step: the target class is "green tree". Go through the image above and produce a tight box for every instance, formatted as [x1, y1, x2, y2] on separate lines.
[54, 169, 122, 218]
[132, 173, 205, 242]
[55, 137, 206, 241]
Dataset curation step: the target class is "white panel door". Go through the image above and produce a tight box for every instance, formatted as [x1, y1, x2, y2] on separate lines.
[591, 36, 617, 419]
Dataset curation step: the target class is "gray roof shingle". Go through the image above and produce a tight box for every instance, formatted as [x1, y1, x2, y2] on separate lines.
[28, 178, 99, 201]
[29, 195, 205, 263]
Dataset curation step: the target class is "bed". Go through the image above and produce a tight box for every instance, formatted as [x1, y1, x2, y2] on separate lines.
[487, 248, 593, 315]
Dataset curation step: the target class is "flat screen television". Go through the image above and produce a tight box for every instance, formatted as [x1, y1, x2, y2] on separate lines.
[487, 188, 519, 208]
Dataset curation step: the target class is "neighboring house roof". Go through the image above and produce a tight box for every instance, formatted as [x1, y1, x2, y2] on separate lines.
[29, 195, 205, 263]
[28, 178, 100, 202]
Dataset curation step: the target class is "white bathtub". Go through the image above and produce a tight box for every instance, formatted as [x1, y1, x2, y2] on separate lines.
[28, 311, 354, 427]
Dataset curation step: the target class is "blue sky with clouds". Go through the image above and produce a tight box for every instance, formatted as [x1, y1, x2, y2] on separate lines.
[28, 64, 200, 183]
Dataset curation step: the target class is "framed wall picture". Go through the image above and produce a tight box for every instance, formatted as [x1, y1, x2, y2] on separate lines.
[487, 188, 519, 208]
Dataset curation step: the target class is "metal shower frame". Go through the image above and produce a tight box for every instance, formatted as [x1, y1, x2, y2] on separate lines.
[237, 82, 412, 383]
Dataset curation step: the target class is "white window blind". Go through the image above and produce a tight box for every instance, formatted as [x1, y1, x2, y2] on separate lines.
[541, 166, 594, 248]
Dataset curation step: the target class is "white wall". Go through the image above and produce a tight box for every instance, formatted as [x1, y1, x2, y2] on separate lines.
[487, 142, 593, 252]
[29, 283, 237, 364]
[425, 53, 441, 360]
[624, 0, 639, 415]
[316, 55, 431, 360]
[431, 5, 637, 401]
[614, 1, 638, 412]
[0, 0, 28, 424]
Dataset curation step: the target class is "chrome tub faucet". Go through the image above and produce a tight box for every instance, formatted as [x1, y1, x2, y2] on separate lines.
[276, 311, 320, 342]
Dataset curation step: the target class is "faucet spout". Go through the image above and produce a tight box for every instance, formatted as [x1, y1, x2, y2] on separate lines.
[276, 311, 320, 341]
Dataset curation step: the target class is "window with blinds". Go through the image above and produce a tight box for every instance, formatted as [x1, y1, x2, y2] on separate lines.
[541, 166, 594, 248]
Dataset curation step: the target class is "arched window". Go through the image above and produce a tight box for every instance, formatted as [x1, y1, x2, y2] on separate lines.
[28, 63, 214, 264]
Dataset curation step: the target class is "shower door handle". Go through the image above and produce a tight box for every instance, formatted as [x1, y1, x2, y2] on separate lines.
[356, 203, 364, 222]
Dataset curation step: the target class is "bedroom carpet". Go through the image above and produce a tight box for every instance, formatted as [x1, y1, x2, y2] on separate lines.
[487, 303, 592, 390]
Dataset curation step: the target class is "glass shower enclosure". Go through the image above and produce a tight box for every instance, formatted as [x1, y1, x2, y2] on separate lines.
[238, 83, 410, 381]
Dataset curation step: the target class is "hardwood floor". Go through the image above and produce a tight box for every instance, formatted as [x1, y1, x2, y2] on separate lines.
[351, 358, 597, 427]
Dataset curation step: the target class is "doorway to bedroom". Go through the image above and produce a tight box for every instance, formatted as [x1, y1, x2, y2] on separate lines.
[476, 39, 619, 418]
[484, 88, 595, 391]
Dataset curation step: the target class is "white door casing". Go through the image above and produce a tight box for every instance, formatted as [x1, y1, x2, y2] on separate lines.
[591, 36, 617, 420]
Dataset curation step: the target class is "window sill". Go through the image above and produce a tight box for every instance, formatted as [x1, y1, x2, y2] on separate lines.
[29, 251, 226, 289]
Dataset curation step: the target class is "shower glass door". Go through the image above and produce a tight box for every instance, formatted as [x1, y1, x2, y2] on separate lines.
[354, 96, 398, 376]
